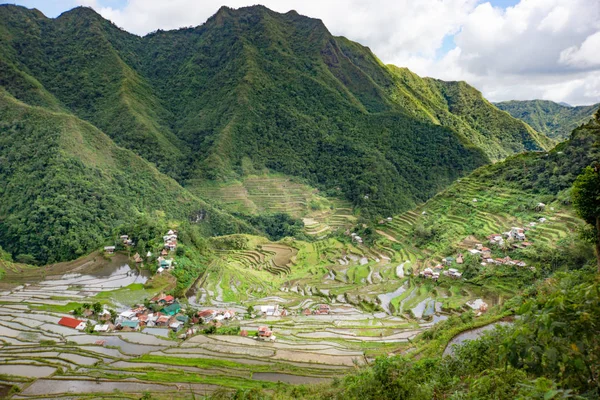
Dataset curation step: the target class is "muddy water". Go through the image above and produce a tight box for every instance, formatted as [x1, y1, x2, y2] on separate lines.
[253, 372, 332, 384]
[68, 335, 165, 355]
[443, 321, 512, 357]
[411, 298, 438, 319]
[0, 364, 56, 378]
[377, 284, 407, 314]
[39, 264, 150, 290]
[20, 379, 220, 396]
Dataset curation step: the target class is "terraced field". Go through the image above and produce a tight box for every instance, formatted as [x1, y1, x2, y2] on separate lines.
[0, 252, 445, 399]
[0, 170, 586, 398]
[376, 177, 583, 271]
[188, 174, 356, 237]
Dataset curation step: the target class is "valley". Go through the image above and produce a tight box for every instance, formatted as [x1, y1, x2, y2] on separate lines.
[0, 3, 599, 399]
[0, 145, 588, 397]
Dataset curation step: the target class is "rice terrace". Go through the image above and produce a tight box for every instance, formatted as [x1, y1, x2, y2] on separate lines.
[0, 1, 599, 399]
[0, 166, 589, 398]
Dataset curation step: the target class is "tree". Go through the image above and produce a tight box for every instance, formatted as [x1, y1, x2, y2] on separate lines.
[92, 302, 102, 314]
[572, 164, 600, 271]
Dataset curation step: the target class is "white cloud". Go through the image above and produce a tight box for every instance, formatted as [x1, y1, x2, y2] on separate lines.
[559, 32, 600, 68]
[71, 0, 600, 105]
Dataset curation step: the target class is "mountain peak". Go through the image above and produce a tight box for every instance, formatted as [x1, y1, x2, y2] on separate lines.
[57, 6, 104, 21]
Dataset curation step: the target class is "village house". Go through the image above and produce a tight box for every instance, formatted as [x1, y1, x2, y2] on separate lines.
[259, 305, 279, 317]
[119, 310, 136, 320]
[257, 325, 273, 340]
[151, 293, 175, 305]
[104, 246, 116, 254]
[93, 324, 111, 332]
[316, 304, 331, 315]
[98, 309, 112, 322]
[58, 317, 86, 330]
[133, 253, 143, 263]
[488, 234, 504, 245]
[421, 267, 433, 277]
[119, 320, 139, 331]
[214, 310, 236, 321]
[162, 302, 181, 316]
[508, 227, 526, 241]
[442, 257, 454, 266]
[420, 268, 440, 280]
[169, 320, 184, 332]
[444, 268, 462, 279]
[302, 308, 312, 316]
[456, 254, 464, 264]
[539, 217, 547, 223]
[466, 298, 488, 313]
[481, 247, 492, 258]
[198, 309, 217, 322]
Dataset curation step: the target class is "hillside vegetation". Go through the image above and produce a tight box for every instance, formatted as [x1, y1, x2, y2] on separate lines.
[0, 4, 551, 224]
[0, 89, 251, 263]
[496, 99, 599, 140]
[207, 112, 600, 400]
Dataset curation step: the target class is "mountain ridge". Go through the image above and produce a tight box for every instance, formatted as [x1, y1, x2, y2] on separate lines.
[0, 4, 556, 261]
[495, 99, 599, 140]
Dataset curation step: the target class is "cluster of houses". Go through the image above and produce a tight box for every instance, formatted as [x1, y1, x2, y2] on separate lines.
[488, 223, 544, 248]
[114, 293, 187, 332]
[197, 309, 238, 323]
[156, 230, 178, 273]
[350, 232, 363, 244]
[57, 293, 190, 334]
[302, 304, 331, 315]
[420, 265, 463, 280]
[103, 230, 179, 274]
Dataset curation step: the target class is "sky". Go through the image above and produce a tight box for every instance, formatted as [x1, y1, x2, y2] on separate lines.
[5, 0, 600, 105]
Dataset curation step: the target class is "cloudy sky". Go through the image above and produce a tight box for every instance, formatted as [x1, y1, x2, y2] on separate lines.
[6, 0, 600, 105]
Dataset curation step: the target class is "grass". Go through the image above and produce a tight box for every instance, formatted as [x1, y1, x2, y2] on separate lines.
[94, 283, 158, 306]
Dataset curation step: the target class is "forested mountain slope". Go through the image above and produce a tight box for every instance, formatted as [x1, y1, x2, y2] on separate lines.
[0, 4, 552, 219]
[496, 99, 599, 140]
[0, 89, 251, 263]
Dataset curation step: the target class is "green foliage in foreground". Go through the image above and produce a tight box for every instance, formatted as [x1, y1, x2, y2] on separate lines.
[572, 165, 600, 269]
[209, 268, 599, 400]
[496, 99, 599, 140]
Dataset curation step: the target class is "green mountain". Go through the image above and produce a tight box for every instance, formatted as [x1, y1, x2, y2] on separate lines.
[0, 89, 250, 263]
[0, 5, 552, 219]
[495, 99, 599, 140]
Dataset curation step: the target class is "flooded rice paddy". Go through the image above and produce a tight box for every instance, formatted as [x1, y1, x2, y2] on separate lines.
[0, 242, 506, 398]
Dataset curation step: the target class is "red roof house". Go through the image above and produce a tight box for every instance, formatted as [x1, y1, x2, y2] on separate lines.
[59, 317, 86, 330]
[163, 295, 175, 304]
[258, 326, 272, 337]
